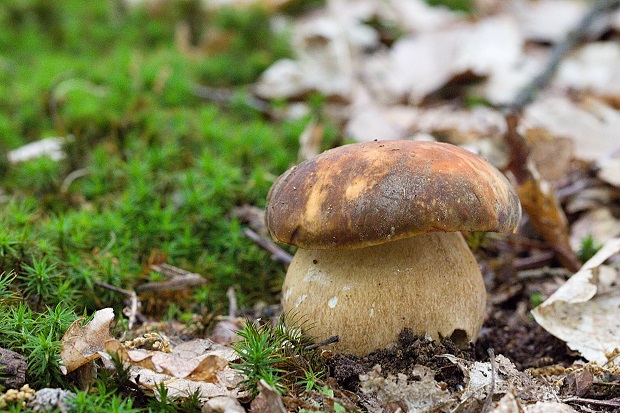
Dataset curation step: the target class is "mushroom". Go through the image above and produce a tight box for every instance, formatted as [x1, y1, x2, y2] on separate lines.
[266, 140, 521, 355]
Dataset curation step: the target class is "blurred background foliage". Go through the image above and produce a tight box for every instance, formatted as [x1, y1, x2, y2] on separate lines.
[0, 0, 305, 318]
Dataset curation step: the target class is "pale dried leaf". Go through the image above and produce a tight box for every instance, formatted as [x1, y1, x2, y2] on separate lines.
[378, 0, 465, 33]
[555, 42, 620, 97]
[368, 17, 522, 103]
[597, 152, 620, 187]
[532, 238, 620, 364]
[444, 354, 533, 400]
[566, 187, 617, 214]
[60, 308, 114, 374]
[104, 338, 245, 400]
[130, 366, 244, 400]
[525, 402, 578, 413]
[511, 0, 587, 43]
[360, 365, 452, 412]
[256, 10, 365, 100]
[523, 96, 620, 161]
[570, 208, 620, 251]
[492, 392, 524, 413]
[202, 396, 246, 413]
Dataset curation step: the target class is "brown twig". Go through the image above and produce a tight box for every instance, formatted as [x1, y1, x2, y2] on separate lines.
[243, 227, 293, 266]
[304, 335, 339, 351]
[481, 349, 496, 413]
[137, 263, 207, 292]
[95, 281, 140, 330]
[562, 396, 620, 408]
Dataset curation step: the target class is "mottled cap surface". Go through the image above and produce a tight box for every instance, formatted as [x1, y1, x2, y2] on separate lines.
[266, 140, 521, 250]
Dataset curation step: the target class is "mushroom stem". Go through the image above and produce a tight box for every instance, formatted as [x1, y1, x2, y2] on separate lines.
[282, 231, 486, 355]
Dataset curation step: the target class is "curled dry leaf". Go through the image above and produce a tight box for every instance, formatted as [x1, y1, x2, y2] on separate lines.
[532, 238, 620, 364]
[60, 308, 114, 374]
[505, 115, 581, 272]
[249, 380, 287, 413]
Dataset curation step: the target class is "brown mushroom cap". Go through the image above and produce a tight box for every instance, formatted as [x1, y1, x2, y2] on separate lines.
[266, 140, 521, 250]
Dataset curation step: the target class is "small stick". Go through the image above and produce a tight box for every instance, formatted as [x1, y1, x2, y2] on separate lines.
[562, 396, 620, 408]
[304, 335, 339, 351]
[481, 348, 496, 413]
[243, 227, 293, 266]
[95, 281, 140, 330]
[138, 264, 206, 292]
[226, 286, 238, 319]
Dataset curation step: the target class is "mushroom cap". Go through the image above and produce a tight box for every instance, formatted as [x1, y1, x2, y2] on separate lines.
[266, 140, 521, 250]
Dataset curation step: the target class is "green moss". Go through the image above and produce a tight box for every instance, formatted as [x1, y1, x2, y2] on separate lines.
[0, 1, 305, 396]
[424, 0, 473, 13]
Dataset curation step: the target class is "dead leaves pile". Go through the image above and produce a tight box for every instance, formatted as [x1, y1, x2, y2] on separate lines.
[60, 308, 245, 402]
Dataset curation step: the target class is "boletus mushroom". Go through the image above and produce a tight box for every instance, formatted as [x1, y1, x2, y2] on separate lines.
[266, 140, 521, 355]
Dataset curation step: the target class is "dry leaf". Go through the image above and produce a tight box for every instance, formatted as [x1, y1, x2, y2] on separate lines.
[505, 115, 581, 272]
[511, 0, 587, 43]
[524, 402, 577, 413]
[570, 208, 620, 251]
[378, 0, 465, 33]
[365, 16, 521, 103]
[597, 151, 620, 187]
[532, 238, 620, 364]
[523, 96, 620, 162]
[525, 129, 574, 182]
[444, 354, 534, 400]
[202, 396, 246, 413]
[104, 338, 245, 401]
[249, 380, 287, 413]
[555, 42, 620, 97]
[60, 308, 114, 374]
[360, 365, 452, 412]
[492, 392, 524, 413]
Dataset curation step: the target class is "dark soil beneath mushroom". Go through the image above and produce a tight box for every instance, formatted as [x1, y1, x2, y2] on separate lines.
[477, 300, 579, 370]
[327, 329, 475, 393]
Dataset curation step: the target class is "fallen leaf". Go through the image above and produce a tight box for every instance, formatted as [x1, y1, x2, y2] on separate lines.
[555, 42, 620, 97]
[523, 96, 620, 162]
[511, 0, 587, 43]
[525, 129, 574, 182]
[366, 16, 522, 103]
[532, 238, 620, 364]
[202, 395, 246, 413]
[249, 380, 287, 413]
[60, 308, 114, 374]
[597, 151, 620, 187]
[104, 338, 246, 401]
[570, 208, 620, 251]
[505, 115, 581, 272]
[360, 364, 452, 412]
